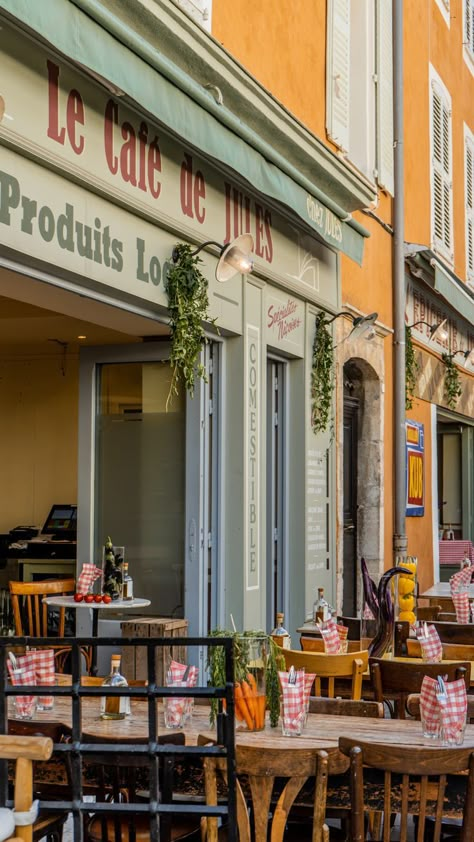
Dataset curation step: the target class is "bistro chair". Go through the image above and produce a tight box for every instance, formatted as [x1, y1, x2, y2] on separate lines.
[199, 737, 330, 842]
[416, 604, 442, 621]
[84, 731, 202, 842]
[7, 720, 73, 841]
[338, 737, 474, 842]
[369, 657, 471, 719]
[0, 733, 53, 842]
[279, 646, 369, 700]
[406, 639, 474, 662]
[308, 697, 384, 718]
[432, 621, 474, 645]
[8, 579, 92, 673]
[300, 637, 363, 654]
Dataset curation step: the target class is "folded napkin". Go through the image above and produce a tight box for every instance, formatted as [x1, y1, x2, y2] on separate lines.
[438, 678, 467, 744]
[415, 623, 443, 662]
[278, 669, 306, 734]
[420, 675, 467, 743]
[165, 659, 198, 727]
[363, 603, 375, 620]
[76, 563, 103, 595]
[318, 617, 342, 653]
[450, 566, 473, 623]
[9, 665, 36, 717]
[8, 650, 55, 709]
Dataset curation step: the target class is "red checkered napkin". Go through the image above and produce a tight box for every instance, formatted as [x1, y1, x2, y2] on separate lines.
[336, 624, 349, 641]
[452, 592, 470, 624]
[319, 617, 341, 653]
[8, 650, 55, 708]
[450, 565, 473, 594]
[416, 624, 443, 662]
[76, 563, 103, 595]
[9, 666, 36, 716]
[363, 603, 375, 620]
[165, 660, 198, 726]
[278, 669, 306, 734]
[438, 678, 467, 743]
[420, 675, 441, 734]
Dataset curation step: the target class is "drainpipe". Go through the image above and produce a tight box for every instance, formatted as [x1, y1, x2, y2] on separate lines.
[392, 1, 407, 563]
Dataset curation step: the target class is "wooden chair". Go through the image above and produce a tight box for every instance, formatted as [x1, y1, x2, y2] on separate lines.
[301, 637, 363, 654]
[416, 604, 442, 621]
[308, 697, 384, 718]
[432, 621, 474, 645]
[7, 721, 72, 840]
[406, 639, 474, 662]
[199, 738, 330, 842]
[85, 731, 202, 842]
[338, 737, 474, 841]
[369, 657, 471, 719]
[279, 646, 369, 700]
[8, 579, 92, 674]
[0, 733, 53, 842]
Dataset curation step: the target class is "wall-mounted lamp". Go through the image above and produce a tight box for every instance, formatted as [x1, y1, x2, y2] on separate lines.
[328, 310, 378, 341]
[407, 318, 448, 343]
[171, 233, 254, 283]
[452, 348, 474, 366]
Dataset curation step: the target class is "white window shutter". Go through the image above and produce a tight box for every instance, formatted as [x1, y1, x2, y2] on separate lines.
[375, 0, 394, 195]
[466, 137, 474, 277]
[466, 0, 474, 53]
[326, 0, 350, 152]
[431, 80, 453, 259]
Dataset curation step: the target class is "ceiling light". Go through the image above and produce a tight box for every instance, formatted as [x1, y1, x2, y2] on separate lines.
[77, 335, 87, 340]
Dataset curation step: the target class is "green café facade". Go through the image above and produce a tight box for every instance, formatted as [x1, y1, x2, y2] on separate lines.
[0, 0, 373, 640]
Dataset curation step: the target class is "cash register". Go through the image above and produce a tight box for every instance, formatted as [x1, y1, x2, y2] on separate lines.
[4, 504, 77, 583]
[23, 504, 77, 558]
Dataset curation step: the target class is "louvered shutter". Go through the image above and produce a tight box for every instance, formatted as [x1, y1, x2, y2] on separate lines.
[375, 0, 394, 194]
[466, 0, 474, 54]
[431, 81, 453, 258]
[467, 137, 474, 278]
[326, 0, 350, 152]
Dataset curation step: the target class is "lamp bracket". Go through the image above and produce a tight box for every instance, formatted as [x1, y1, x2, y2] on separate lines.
[172, 241, 223, 263]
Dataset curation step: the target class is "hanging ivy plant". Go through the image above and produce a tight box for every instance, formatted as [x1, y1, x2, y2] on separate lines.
[165, 244, 215, 410]
[442, 352, 462, 409]
[405, 326, 419, 410]
[311, 312, 334, 435]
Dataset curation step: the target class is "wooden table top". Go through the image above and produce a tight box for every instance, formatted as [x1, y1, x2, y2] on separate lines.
[10, 697, 474, 756]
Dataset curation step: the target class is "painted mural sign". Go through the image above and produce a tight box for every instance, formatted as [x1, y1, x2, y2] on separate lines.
[406, 421, 424, 517]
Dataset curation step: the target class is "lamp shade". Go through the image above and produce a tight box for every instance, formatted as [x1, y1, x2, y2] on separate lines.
[216, 234, 255, 282]
[429, 318, 448, 343]
[348, 312, 378, 341]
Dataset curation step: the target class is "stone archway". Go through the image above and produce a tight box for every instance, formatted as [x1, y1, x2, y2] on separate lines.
[335, 335, 385, 614]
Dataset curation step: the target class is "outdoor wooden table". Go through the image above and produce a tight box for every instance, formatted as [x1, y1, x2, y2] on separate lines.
[420, 581, 474, 612]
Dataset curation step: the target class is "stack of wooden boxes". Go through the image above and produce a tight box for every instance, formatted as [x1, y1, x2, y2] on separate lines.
[120, 617, 188, 684]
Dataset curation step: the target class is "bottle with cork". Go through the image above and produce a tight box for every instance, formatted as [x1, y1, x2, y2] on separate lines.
[313, 587, 329, 623]
[100, 654, 130, 720]
[271, 613, 291, 649]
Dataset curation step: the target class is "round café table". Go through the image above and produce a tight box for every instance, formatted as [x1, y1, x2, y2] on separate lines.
[42, 595, 151, 675]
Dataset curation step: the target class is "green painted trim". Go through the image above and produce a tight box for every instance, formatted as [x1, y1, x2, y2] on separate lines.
[0, 0, 368, 264]
[411, 251, 474, 325]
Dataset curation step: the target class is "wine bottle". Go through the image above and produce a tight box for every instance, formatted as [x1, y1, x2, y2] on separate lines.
[271, 612, 291, 649]
[313, 587, 329, 623]
[100, 654, 130, 719]
[122, 561, 134, 601]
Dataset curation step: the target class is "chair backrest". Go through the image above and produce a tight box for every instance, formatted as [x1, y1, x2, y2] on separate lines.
[406, 638, 474, 662]
[370, 657, 471, 718]
[9, 578, 76, 636]
[0, 733, 53, 842]
[338, 737, 474, 842]
[432, 621, 474, 644]
[301, 637, 363, 654]
[280, 647, 368, 700]
[199, 736, 330, 842]
[308, 697, 384, 717]
[416, 604, 441, 621]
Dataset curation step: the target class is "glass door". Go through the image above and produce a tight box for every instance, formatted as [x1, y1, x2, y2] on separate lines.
[266, 359, 286, 632]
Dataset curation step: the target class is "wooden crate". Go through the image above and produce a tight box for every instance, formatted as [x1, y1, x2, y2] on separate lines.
[120, 617, 188, 683]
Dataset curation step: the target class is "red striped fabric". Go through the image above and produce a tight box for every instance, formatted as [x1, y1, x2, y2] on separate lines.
[439, 540, 474, 565]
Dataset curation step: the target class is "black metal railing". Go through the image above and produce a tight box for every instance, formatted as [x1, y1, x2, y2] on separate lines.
[0, 635, 236, 842]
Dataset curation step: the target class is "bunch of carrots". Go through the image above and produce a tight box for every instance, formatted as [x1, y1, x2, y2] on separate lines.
[234, 672, 266, 730]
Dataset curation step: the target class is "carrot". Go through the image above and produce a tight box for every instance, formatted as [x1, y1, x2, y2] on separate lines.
[234, 681, 254, 730]
[240, 679, 257, 723]
[246, 673, 258, 695]
[255, 694, 266, 730]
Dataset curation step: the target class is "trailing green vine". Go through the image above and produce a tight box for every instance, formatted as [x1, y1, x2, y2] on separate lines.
[405, 326, 419, 410]
[311, 312, 334, 435]
[442, 352, 462, 409]
[165, 244, 215, 410]
[206, 629, 285, 728]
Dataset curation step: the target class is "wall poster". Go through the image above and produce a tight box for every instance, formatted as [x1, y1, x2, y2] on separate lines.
[406, 421, 424, 517]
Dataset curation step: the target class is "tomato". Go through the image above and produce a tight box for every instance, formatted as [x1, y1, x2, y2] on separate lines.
[84, 594, 95, 603]
[74, 593, 84, 602]
[102, 594, 112, 604]
[93, 594, 103, 603]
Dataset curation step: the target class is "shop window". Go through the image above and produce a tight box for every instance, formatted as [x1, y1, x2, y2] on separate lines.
[326, 0, 393, 195]
[430, 68, 453, 263]
[465, 126, 474, 282]
[174, 0, 212, 31]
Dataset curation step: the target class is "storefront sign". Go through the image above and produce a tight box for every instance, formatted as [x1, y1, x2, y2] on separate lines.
[265, 291, 304, 354]
[246, 326, 260, 590]
[406, 421, 424, 517]
[0, 22, 338, 310]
